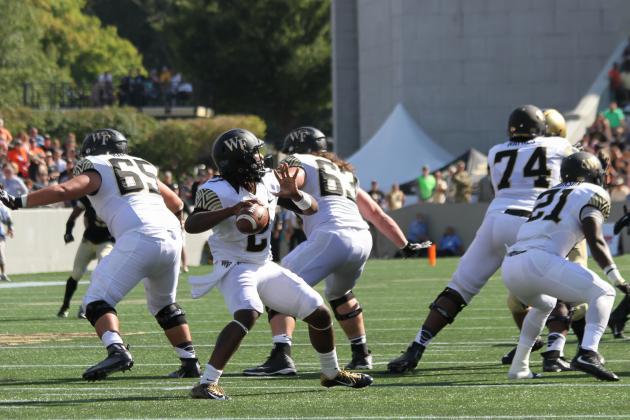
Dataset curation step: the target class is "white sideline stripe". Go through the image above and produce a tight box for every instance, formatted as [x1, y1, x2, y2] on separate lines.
[0, 281, 66, 289]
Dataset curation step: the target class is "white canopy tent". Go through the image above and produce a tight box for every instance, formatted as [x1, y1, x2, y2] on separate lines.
[348, 103, 454, 190]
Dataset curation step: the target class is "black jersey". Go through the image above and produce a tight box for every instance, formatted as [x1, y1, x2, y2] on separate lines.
[78, 197, 114, 244]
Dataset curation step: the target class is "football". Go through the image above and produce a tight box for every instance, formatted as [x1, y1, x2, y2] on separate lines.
[235, 202, 270, 234]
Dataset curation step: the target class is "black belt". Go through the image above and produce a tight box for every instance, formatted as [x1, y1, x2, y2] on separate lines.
[504, 208, 532, 218]
[507, 250, 527, 257]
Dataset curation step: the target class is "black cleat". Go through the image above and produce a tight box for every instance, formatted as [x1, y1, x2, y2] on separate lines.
[387, 342, 424, 373]
[57, 306, 69, 318]
[571, 348, 619, 381]
[320, 370, 373, 388]
[242, 346, 297, 376]
[168, 357, 201, 378]
[82, 343, 134, 381]
[345, 350, 373, 370]
[190, 383, 230, 400]
[541, 350, 572, 372]
[501, 338, 544, 365]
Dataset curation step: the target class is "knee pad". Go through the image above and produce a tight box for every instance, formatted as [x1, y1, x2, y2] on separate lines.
[546, 301, 572, 328]
[155, 303, 187, 330]
[507, 293, 529, 314]
[329, 291, 363, 321]
[85, 300, 117, 326]
[429, 287, 467, 324]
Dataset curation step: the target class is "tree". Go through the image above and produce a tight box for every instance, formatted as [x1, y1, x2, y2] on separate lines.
[159, 0, 331, 143]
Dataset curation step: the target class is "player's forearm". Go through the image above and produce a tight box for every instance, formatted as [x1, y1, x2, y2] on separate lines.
[185, 208, 234, 233]
[583, 218, 614, 270]
[25, 184, 78, 207]
[372, 214, 408, 248]
[294, 191, 318, 215]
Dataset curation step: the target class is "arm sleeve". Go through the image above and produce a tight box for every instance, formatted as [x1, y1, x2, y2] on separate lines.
[195, 188, 222, 211]
[579, 206, 605, 224]
[74, 158, 96, 176]
[279, 155, 304, 169]
[581, 192, 611, 221]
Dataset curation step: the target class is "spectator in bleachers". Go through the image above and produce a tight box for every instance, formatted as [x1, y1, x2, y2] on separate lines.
[610, 177, 630, 202]
[51, 149, 67, 173]
[28, 127, 44, 147]
[609, 62, 625, 104]
[386, 183, 405, 210]
[604, 101, 626, 130]
[368, 180, 385, 208]
[8, 138, 29, 178]
[0, 119, 12, 142]
[0, 163, 27, 197]
[452, 161, 473, 203]
[437, 226, 464, 257]
[417, 165, 436, 202]
[407, 213, 430, 244]
[432, 171, 448, 204]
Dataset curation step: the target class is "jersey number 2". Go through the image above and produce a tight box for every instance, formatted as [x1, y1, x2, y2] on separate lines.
[494, 147, 550, 190]
[110, 158, 159, 196]
[527, 188, 573, 223]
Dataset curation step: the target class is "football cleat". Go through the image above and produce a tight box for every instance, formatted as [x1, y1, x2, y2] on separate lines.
[501, 337, 544, 365]
[320, 370, 373, 389]
[345, 350, 373, 370]
[82, 343, 133, 381]
[190, 383, 230, 400]
[387, 342, 424, 373]
[508, 369, 542, 380]
[242, 346, 297, 376]
[571, 348, 619, 381]
[168, 357, 201, 378]
[541, 351, 572, 372]
[77, 307, 86, 319]
[57, 306, 69, 318]
[0, 274, 11, 282]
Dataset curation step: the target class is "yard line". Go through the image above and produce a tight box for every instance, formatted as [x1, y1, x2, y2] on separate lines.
[0, 281, 67, 289]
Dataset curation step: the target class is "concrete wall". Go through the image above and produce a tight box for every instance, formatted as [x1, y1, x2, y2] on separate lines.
[5, 209, 209, 275]
[332, 0, 630, 158]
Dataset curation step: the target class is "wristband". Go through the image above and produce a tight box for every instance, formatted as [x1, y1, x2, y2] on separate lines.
[605, 264, 624, 285]
[19, 194, 27, 208]
[292, 193, 312, 211]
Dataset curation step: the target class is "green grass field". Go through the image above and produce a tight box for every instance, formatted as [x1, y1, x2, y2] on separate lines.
[2, 257, 630, 419]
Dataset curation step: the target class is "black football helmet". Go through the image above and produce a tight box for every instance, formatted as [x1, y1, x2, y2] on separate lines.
[80, 128, 128, 156]
[508, 105, 546, 140]
[212, 128, 266, 183]
[282, 126, 327, 154]
[561, 152, 606, 186]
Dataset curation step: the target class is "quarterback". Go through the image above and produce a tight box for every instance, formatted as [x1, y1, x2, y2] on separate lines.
[0, 129, 201, 381]
[244, 126, 426, 377]
[185, 128, 373, 400]
[388, 105, 573, 373]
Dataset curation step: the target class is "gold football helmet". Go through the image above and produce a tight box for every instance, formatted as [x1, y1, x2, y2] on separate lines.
[543, 108, 567, 138]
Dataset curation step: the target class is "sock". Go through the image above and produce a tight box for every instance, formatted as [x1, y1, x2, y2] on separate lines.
[509, 343, 532, 375]
[200, 363, 222, 385]
[414, 326, 434, 348]
[350, 335, 368, 356]
[62, 277, 78, 308]
[318, 349, 339, 379]
[546, 333, 566, 356]
[582, 292, 615, 352]
[101, 330, 123, 348]
[174, 341, 196, 359]
[581, 322, 606, 352]
[272, 334, 292, 345]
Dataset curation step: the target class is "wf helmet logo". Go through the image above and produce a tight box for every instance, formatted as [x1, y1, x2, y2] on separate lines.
[224, 136, 248, 152]
[93, 131, 112, 146]
[289, 129, 309, 143]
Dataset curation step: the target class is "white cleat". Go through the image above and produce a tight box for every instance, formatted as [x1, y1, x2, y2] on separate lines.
[508, 369, 542, 379]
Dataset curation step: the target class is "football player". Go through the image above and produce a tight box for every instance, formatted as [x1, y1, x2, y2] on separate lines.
[0, 128, 201, 380]
[57, 197, 114, 319]
[502, 151, 627, 381]
[243, 127, 427, 377]
[185, 128, 373, 400]
[502, 108, 588, 372]
[388, 105, 573, 373]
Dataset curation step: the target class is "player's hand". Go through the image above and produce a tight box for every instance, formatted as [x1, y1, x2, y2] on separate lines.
[64, 233, 74, 244]
[614, 205, 630, 235]
[273, 163, 301, 200]
[230, 199, 261, 216]
[0, 188, 21, 210]
[400, 241, 432, 257]
[616, 283, 630, 295]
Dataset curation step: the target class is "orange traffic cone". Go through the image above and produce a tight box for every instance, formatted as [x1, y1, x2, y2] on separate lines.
[428, 244, 437, 267]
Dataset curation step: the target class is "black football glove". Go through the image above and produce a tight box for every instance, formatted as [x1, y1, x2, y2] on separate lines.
[64, 220, 75, 244]
[614, 205, 630, 235]
[0, 188, 22, 210]
[401, 241, 432, 258]
[616, 283, 630, 296]
[64, 233, 74, 244]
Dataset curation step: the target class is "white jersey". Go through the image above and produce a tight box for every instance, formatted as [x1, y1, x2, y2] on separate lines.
[509, 182, 611, 258]
[281, 153, 368, 237]
[195, 171, 279, 264]
[487, 136, 573, 213]
[74, 154, 180, 238]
